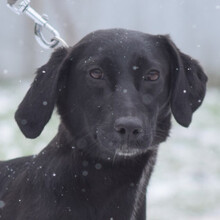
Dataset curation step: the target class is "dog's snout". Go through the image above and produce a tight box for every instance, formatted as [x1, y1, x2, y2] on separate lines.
[114, 117, 143, 137]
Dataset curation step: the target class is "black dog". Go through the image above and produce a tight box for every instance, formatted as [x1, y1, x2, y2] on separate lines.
[0, 29, 207, 220]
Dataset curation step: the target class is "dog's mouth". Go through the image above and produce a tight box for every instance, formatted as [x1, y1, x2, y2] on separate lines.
[94, 129, 153, 159]
[115, 147, 148, 157]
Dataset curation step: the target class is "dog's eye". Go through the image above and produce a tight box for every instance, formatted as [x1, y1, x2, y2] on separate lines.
[144, 70, 160, 81]
[89, 69, 104, 80]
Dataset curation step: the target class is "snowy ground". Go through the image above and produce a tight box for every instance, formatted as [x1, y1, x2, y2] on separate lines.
[0, 81, 219, 219]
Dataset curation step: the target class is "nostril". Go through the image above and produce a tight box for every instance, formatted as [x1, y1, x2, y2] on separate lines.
[133, 129, 140, 135]
[119, 128, 126, 135]
[115, 126, 126, 135]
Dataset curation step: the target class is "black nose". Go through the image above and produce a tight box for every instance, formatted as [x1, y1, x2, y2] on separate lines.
[114, 117, 143, 137]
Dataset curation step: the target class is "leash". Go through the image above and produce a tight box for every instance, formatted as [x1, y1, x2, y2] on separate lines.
[7, 0, 69, 49]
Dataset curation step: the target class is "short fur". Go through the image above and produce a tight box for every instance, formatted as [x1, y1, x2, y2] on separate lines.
[0, 29, 207, 220]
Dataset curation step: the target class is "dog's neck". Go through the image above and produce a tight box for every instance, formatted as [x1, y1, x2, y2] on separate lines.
[35, 124, 158, 219]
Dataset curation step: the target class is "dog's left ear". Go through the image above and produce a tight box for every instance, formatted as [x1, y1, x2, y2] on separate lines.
[162, 36, 208, 127]
[15, 47, 70, 139]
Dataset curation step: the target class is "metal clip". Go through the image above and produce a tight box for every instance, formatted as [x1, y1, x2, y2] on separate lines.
[7, 0, 68, 49]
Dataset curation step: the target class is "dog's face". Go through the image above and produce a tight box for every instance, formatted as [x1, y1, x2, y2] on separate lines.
[62, 30, 172, 158]
[15, 29, 207, 160]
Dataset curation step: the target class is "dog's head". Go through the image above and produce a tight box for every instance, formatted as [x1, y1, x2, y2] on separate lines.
[15, 29, 207, 159]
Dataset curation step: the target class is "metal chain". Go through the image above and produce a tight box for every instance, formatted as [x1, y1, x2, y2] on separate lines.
[7, 0, 68, 49]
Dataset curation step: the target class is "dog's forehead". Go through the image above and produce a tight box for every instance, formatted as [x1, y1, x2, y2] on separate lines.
[79, 29, 164, 58]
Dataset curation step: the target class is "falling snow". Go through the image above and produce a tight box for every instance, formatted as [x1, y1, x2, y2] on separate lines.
[82, 171, 88, 176]
[0, 200, 5, 208]
[95, 163, 102, 170]
[133, 66, 139, 71]
[3, 69, 8, 74]
[123, 89, 128, 94]
[42, 101, 48, 106]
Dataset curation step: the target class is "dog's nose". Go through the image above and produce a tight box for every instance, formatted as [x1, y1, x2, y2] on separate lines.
[114, 117, 143, 138]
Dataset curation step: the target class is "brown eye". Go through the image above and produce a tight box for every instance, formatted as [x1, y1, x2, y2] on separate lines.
[89, 69, 104, 80]
[144, 70, 160, 81]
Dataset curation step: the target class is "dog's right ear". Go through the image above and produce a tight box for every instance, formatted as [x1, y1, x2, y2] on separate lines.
[15, 47, 70, 139]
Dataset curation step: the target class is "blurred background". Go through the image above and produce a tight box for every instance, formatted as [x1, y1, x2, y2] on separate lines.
[0, 0, 220, 219]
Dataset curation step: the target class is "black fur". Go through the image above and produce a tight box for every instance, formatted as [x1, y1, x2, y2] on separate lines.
[0, 29, 207, 220]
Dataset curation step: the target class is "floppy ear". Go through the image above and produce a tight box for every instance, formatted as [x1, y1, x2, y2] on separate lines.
[15, 47, 70, 138]
[164, 36, 208, 127]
